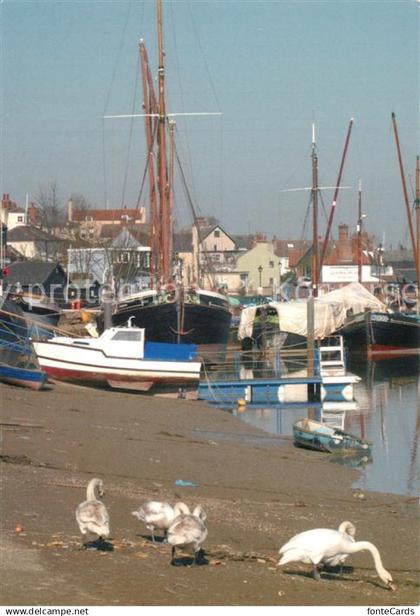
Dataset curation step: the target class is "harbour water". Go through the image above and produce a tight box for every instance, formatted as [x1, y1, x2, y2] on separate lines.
[208, 354, 419, 497]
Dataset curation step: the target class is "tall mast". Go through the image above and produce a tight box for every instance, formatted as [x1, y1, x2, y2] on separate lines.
[168, 120, 175, 265]
[156, 0, 171, 283]
[357, 179, 363, 284]
[416, 156, 420, 287]
[139, 40, 159, 288]
[318, 118, 354, 277]
[391, 112, 419, 284]
[311, 124, 319, 298]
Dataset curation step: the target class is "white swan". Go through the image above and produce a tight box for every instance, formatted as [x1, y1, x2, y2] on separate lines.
[167, 503, 208, 565]
[75, 478, 110, 546]
[131, 501, 177, 544]
[278, 521, 395, 589]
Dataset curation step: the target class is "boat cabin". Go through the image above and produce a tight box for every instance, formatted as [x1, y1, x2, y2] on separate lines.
[72, 327, 145, 359]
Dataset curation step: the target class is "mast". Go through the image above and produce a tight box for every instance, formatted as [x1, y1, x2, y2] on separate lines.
[139, 40, 159, 288]
[416, 156, 420, 287]
[168, 120, 175, 266]
[156, 0, 171, 283]
[357, 179, 363, 284]
[318, 118, 354, 277]
[311, 124, 319, 298]
[391, 112, 419, 284]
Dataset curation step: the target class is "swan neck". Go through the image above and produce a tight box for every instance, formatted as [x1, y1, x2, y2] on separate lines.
[86, 479, 100, 501]
[350, 541, 385, 575]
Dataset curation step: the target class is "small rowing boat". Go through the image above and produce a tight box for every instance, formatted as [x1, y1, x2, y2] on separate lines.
[293, 418, 371, 453]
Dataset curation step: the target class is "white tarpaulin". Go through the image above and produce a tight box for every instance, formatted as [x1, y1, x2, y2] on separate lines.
[238, 282, 387, 340]
[317, 282, 387, 314]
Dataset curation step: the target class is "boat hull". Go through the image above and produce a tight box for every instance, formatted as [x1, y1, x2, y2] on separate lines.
[108, 299, 232, 360]
[0, 363, 47, 391]
[337, 311, 420, 360]
[33, 339, 201, 392]
[293, 419, 371, 453]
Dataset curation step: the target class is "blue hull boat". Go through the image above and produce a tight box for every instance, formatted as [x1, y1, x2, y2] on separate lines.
[0, 362, 47, 390]
[293, 418, 371, 453]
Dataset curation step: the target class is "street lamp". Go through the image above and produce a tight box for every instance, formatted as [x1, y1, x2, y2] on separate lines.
[375, 243, 385, 290]
[258, 265, 263, 288]
[278, 261, 283, 300]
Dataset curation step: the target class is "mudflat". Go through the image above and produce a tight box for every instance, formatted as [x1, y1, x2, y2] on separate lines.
[0, 382, 418, 606]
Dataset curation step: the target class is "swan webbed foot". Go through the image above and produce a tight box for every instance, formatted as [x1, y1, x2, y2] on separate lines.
[151, 529, 156, 545]
[193, 548, 204, 566]
[312, 564, 322, 581]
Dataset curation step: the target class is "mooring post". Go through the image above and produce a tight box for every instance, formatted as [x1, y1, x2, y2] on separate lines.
[307, 296, 320, 402]
[102, 285, 115, 331]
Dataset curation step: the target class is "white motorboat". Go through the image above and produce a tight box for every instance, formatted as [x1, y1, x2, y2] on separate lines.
[33, 326, 202, 393]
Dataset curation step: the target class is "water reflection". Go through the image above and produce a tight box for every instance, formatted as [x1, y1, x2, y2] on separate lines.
[210, 354, 419, 496]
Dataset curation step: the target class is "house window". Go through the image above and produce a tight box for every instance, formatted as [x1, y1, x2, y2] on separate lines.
[17, 216, 24, 222]
[213, 244, 217, 251]
[214, 230, 220, 238]
[269, 277, 274, 285]
[269, 260, 274, 268]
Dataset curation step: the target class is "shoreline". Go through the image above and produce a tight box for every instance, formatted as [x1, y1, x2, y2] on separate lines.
[0, 382, 418, 605]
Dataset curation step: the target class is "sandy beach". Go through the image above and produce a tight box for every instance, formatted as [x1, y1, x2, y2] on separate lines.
[0, 381, 418, 606]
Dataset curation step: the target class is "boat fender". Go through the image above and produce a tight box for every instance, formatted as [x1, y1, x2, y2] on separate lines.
[237, 398, 247, 411]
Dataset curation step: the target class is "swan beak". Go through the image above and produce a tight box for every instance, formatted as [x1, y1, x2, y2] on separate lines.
[387, 582, 397, 592]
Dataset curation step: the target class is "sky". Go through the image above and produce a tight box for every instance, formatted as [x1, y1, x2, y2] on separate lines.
[1, 0, 418, 247]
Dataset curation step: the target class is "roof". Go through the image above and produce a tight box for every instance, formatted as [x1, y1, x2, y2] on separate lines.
[173, 231, 192, 252]
[72, 208, 144, 223]
[273, 239, 311, 258]
[5, 261, 66, 286]
[384, 250, 415, 264]
[231, 234, 254, 250]
[110, 227, 148, 249]
[100, 223, 149, 242]
[201, 225, 237, 245]
[7, 225, 60, 242]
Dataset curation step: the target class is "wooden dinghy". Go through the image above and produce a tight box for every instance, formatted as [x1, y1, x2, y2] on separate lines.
[293, 418, 371, 453]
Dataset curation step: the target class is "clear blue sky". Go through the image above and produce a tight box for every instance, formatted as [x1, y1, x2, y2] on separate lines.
[1, 0, 418, 247]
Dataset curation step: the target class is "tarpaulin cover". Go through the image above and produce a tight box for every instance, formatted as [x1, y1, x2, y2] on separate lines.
[238, 282, 387, 340]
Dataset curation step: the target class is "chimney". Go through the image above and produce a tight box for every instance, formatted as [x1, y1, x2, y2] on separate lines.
[2, 194, 11, 210]
[338, 223, 352, 263]
[254, 233, 267, 243]
[68, 198, 73, 222]
[195, 217, 207, 228]
[28, 203, 38, 225]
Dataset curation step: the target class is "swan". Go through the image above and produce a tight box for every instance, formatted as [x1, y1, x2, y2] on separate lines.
[75, 478, 110, 546]
[167, 503, 208, 565]
[278, 521, 395, 589]
[131, 501, 177, 544]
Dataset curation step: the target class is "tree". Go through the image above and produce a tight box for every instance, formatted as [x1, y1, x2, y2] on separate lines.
[36, 181, 65, 231]
[70, 193, 92, 216]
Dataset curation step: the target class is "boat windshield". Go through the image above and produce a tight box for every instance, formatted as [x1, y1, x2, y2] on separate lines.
[111, 331, 143, 341]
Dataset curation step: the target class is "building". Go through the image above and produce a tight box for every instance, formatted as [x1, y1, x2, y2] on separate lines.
[0, 194, 27, 230]
[67, 200, 146, 239]
[7, 225, 68, 261]
[68, 227, 150, 287]
[235, 236, 282, 296]
[3, 261, 67, 301]
[383, 249, 416, 283]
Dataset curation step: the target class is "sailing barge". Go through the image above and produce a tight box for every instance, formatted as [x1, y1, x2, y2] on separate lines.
[337, 310, 420, 360]
[101, 0, 231, 358]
